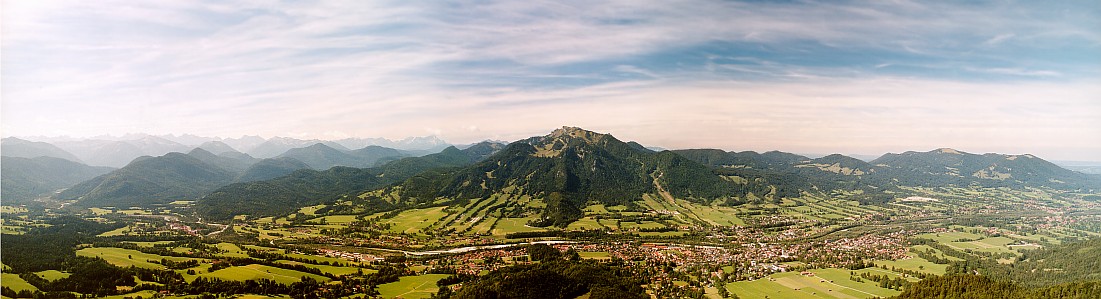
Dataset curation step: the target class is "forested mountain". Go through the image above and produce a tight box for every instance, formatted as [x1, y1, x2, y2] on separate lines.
[246, 137, 349, 159]
[275, 143, 405, 170]
[674, 147, 1100, 202]
[58, 149, 253, 207]
[195, 143, 502, 220]
[0, 156, 114, 203]
[391, 127, 759, 226]
[871, 148, 1096, 189]
[234, 157, 312, 183]
[0, 137, 83, 163]
[189, 127, 1099, 224]
[334, 135, 450, 152]
[195, 141, 240, 155]
[186, 148, 257, 174]
[348, 145, 407, 165]
[275, 143, 367, 170]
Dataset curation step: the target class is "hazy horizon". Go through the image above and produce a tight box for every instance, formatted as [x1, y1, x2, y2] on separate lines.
[3, 1, 1099, 161]
[9, 129, 1100, 165]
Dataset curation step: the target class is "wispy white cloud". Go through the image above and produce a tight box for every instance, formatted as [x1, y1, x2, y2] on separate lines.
[2, 0, 1099, 160]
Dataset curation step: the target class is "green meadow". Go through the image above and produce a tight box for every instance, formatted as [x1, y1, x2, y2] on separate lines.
[1, 273, 38, 293]
[202, 264, 329, 285]
[727, 268, 901, 299]
[376, 274, 449, 299]
[76, 247, 202, 270]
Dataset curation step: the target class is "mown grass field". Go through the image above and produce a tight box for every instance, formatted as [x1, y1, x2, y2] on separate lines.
[376, 274, 449, 299]
[380, 207, 449, 234]
[726, 268, 902, 299]
[1, 273, 38, 292]
[214, 242, 251, 258]
[493, 217, 545, 236]
[578, 251, 610, 260]
[76, 247, 202, 270]
[202, 264, 329, 285]
[33, 270, 70, 281]
[97, 225, 132, 237]
[874, 255, 947, 275]
[275, 260, 365, 276]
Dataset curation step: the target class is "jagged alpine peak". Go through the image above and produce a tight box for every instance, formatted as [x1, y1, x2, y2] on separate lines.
[527, 126, 616, 157]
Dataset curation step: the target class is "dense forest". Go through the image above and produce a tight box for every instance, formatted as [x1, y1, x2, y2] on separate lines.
[891, 274, 1101, 299]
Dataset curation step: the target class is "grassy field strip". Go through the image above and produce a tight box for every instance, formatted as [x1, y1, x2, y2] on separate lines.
[77, 247, 202, 270]
[1, 273, 38, 292]
[909, 245, 964, 262]
[433, 205, 468, 229]
[311, 215, 358, 225]
[377, 274, 449, 299]
[203, 264, 329, 285]
[215, 242, 251, 258]
[493, 217, 544, 236]
[726, 268, 900, 299]
[468, 215, 498, 235]
[566, 217, 604, 231]
[275, 260, 363, 276]
[33, 270, 71, 281]
[444, 195, 501, 233]
[874, 254, 947, 275]
[382, 206, 449, 234]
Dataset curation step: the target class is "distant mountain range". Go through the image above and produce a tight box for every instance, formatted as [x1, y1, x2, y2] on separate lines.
[7, 134, 453, 167]
[193, 127, 1101, 223]
[1, 135, 454, 208]
[3, 128, 1098, 226]
[1, 138, 85, 163]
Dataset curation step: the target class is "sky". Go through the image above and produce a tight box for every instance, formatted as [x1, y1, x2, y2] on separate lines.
[2, 0, 1100, 161]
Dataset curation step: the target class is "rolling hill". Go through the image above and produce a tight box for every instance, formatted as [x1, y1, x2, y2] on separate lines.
[275, 143, 405, 170]
[871, 148, 1096, 189]
[189, 127, 1100, 225]
[195, 142, 504, 220]
[0, 156, 115, 204]
[234, 157, 312, 183]
[58, 149, 253, 207]
[390, 127, 759, 226]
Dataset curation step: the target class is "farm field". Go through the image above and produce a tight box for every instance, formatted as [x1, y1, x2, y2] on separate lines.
[874, 254, 947, 275]
[76, 247, 202, 270]
[378, 207, 449, 234]
[1, 273, 38, 293]
[202, 264, 329, 285]
[376, 274, 449, 299]
[493, 217, 545, 236]
[32, 270, 70, 281]
[726, 268, 901, 299]
[275, 260, 364, 276]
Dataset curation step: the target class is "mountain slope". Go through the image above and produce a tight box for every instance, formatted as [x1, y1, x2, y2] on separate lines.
[0, 156, 114, 203]
[186, 148, 257, 173]
[196, 141, 240, 155]
[58, 150, 248, 207]
[274, 143, 404, 170]
[1, 138, 83, 163]
[247, 137, 349, 159]
[871, 148, 1096, 189]
[348, 145, 407, 166]
[196, 144, 500, 220]
[235, 157, 312, 183]
[393, 127, 745, 226]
